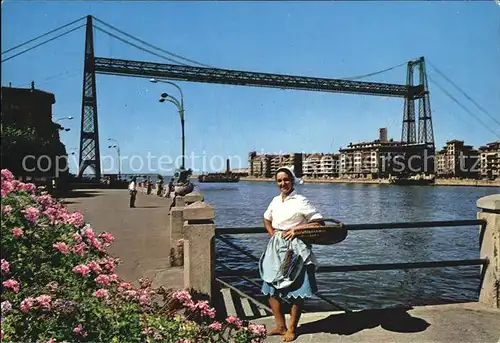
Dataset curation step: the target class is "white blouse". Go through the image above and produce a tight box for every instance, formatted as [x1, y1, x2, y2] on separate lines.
[263, 191, 323, 231]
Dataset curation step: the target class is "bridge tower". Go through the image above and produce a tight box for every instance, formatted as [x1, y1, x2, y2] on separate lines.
[401, 56, 435, 148]
[78, 15, 101, 179]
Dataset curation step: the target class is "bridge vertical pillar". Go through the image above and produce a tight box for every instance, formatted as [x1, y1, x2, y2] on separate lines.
[401, 60, 417, 145]
[183, 201, 215, 299]
[78, 15, 101, 180]
[477, 194, 500, 308]
[416, 57, 435, 148]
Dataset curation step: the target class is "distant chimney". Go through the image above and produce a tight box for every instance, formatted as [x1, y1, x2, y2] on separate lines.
[30, 81, 35, 90]
[379, 128, 388, 143]
[8, 82, 12, 87]
[226, 159, 230, 173]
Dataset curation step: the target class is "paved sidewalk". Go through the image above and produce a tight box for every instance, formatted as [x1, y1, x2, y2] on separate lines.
[64, 189, 183, 289]
[255, 302, 500, 343]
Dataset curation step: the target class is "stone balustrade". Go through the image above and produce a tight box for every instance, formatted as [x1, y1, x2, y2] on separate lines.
[135, 184, 215, 298]
[477, 194, 500, 308]
[134, 185, 499, 307]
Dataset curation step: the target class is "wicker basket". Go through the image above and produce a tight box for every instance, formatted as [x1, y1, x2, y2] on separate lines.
[294, 219, 348, 245]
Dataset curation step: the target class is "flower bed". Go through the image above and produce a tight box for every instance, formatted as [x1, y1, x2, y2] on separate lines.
[1, 169, 266, 342]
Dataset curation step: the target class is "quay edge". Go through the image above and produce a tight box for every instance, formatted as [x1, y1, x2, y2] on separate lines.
[239, 176, 500, 187]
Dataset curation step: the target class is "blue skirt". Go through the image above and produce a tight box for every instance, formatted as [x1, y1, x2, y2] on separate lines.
[261, 265, 317, 299]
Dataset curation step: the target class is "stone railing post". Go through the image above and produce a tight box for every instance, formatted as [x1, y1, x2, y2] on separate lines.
[183, 201, 216, 299]
[169, 192, 205, 266]
[477, 194, 500, 308]
[169, 205, 185, 267]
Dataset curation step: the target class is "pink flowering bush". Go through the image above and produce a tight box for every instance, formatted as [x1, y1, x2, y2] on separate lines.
[1, 169, 266, 342]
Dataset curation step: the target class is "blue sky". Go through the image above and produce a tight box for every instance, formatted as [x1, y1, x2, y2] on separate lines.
[2, 1, 499, 174]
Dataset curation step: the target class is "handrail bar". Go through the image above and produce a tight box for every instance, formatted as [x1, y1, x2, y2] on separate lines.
[216, 219, 486, 235]
[216, 258, 488, 277]
[218, 235, 259, 262]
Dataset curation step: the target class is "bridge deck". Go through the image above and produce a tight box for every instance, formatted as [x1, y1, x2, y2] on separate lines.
[64, 189, 183, 289]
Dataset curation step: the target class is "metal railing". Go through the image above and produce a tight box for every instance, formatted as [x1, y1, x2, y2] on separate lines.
[214, 219, 488, 311]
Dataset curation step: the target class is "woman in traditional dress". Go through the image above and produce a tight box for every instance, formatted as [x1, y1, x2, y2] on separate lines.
[259, 166, 341, 341]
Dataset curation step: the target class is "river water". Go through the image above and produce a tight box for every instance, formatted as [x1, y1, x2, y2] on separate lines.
[196, 181, 499, 311]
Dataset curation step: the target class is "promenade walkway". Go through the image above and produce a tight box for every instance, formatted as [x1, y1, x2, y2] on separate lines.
[64, 189, 183, 289]
[254, 302, 500, 342]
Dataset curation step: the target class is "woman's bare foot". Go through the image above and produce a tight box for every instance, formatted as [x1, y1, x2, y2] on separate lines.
[268, 326, 287, 336]
[283, 329, 297, 342]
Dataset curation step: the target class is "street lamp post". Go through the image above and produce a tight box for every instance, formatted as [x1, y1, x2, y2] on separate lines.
[53, 116, 73, 134]
[150, 78, 185, 169]
[54, 116, 74, 124]
[108, 138, 121, 179]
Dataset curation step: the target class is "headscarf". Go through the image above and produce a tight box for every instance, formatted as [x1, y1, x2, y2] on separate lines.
[275, 166, 304, 185]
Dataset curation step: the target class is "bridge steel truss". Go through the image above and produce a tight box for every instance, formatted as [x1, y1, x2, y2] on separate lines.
[78, 15, 435, 179]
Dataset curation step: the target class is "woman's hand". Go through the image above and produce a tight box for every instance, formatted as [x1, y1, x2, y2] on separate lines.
[282, 228, 296, 240]
[264, 219, 276, 236]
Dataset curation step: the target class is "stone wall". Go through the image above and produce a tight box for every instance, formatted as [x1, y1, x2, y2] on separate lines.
[477, 194, 500, 309]
[136, 185, 216, 298]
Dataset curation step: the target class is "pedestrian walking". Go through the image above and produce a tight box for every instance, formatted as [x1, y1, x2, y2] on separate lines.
[128, 177, 137, 208]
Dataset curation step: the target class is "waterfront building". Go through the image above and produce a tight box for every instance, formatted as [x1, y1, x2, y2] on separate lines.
[1, 83, 68, 184]
[248, 151, 303, 178]
[248, 152, 271, 178]
[302, 153, 340, 178]
[478, 141, 500, 180]
[435, 140, 480, 178]
[338, 128, 433, 179]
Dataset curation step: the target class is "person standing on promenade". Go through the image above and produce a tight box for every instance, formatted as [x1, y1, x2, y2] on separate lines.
[128, 176, 137, 208]
[156, 175, 164, 196]
[259, 166, 327, 342]
[146, 176, 153, 195]
[166, 178, 174, 198]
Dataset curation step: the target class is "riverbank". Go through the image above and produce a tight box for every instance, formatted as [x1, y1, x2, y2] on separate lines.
[240, 176, 500, 187]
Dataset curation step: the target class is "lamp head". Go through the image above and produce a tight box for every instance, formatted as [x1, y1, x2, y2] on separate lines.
[159, 98, 165, 103]
[161, 93, 168, 98]
[150, 78, 158, 83]
[64, 128, 71, 132]
[68, 116, 74, 120]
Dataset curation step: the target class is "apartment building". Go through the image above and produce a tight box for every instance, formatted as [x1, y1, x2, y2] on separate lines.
[1, 83, 68, 183]
[302, 153, 340, 178]
[248, 152, 303, 178]
[248, 152, 271, 178]
[338, 128, 435, 178]
[479, 141, 500, 179]
[435, 140, 479, 178]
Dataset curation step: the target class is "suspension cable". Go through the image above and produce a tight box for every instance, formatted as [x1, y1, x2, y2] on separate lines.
[427, 60, 500, 128]
[1, 24, 86, 63]
[93, 25, 191, 66]
[342, 61, 408, 81]
[429, 75, 500, 138]
[92, 16, 213, 68]
[2, 16, 86, 55]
